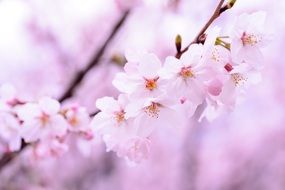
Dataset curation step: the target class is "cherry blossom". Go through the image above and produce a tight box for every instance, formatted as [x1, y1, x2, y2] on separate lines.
[201, 54, 261, 121]
[0, 3, 271, 170]
[61, 104, 91, 134]
[16, 97, 68, 143]
[91, 95, 136, 152]
[113, 51, 167, 100]
[231, 11, 269, 66]
[125, 96, 185, 137]
[116, 136, 151, 164]
[219, 63, 261, 107]
[32, 138, 69, 159]
[159, 44, 209, 106]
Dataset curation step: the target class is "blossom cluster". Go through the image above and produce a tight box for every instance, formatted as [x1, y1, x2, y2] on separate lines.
[0, 11, 269, 164]
[92, 11, 270, 163]
[0, 84, 92, 156]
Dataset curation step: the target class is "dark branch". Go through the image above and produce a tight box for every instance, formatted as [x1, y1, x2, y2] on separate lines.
[0, 140, 28, 171]
[59, 10, 130, 102]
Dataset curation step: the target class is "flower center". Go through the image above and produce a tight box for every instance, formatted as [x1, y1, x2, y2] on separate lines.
[114, 110, 126, 123]
[211, 48, 221, 62]
[69, 116, 79, 127]
[231, 73, 247, 86]
[145, 77, 159, 91]
[241, 32, 259, 46]
[144, 102, 160, 118]
[179, 66, 194, 79]
[39, 113, 49, 126]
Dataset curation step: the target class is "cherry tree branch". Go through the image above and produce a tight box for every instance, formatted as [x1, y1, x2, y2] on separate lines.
[0, 10, 130, 172]
[176, 0, 235, 58]
[0, 141, 28, 171]
[59, 10, 130, 102]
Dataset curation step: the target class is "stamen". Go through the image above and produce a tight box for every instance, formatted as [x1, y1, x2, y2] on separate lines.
[69, 116, 79, 126]
[211, 48, 221, 62]
[144, 102, 160, 118]
[179, 66, 194, 79]
[241, 32, 260, 46]
[231, 73, 247, 86]
[145, 77, 159, 91]
[39, 113, 49, 126]
[114, 110, 126, 123]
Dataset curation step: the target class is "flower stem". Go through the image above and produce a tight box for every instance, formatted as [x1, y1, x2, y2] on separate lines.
[176, 0, 236, 58]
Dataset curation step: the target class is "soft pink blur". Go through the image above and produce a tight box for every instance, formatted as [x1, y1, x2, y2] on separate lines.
[0, 0, 285, 189]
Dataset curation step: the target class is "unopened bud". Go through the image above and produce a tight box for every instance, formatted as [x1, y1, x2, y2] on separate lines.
[219, 0, 236, 14]
[228, 0, 236, 8]
[175, 34, 182, 52]
[111, 53, 127, 66]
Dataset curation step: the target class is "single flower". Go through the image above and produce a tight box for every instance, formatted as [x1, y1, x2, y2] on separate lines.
[113, 51, 167, 99]
[17, 97, 68, 142]
[231, 11, 270, 67]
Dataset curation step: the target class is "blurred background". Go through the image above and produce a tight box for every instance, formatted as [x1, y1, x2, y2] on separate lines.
[0, 0, 285, 189]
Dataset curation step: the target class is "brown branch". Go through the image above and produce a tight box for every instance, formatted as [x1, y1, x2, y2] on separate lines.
[176, 0, 235, 58]
[0, 10, 130, 173]
[0, 140, 28, 171]
[59, 10, 130, 102]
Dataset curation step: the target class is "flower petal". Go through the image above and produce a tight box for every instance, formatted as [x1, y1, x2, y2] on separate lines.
[39, 97, 60, 115]
[96, 97, 120, 113]
[138, 53, 161, 78]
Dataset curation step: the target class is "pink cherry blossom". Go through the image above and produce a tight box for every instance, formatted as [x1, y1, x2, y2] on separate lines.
[204, 43, 237, 99]
[200, 42, 262, 121]
[202, 45, 230, 97]
[91, 95, 136, 152]
[219, 63, 261, 107]
[213, 48, 261, 108]
[116, 136, 151, 164]
[201, 60, 261, 122]
[125, 95, 185, 138]
[159, 44, 208, 106]
[231, 11, 269, 66]
[113, 51, 167, 100]
[61, 104, 91, 134]
[17, 97, 68, 143]
[32, 138, 69, 159]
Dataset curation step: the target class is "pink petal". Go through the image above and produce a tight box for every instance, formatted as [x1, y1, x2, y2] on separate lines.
[39, 97, 60, 115]
[96, 96, 120, 113]
[138, 53, 161, 78]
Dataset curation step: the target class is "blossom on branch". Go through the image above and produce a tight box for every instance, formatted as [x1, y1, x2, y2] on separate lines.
[17, 97, 68, 143]
[231, 11, 270, 66]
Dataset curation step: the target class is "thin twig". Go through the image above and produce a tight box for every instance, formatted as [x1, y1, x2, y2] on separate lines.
[0, 10, 130, 173]
[176, 0, 232, 58]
